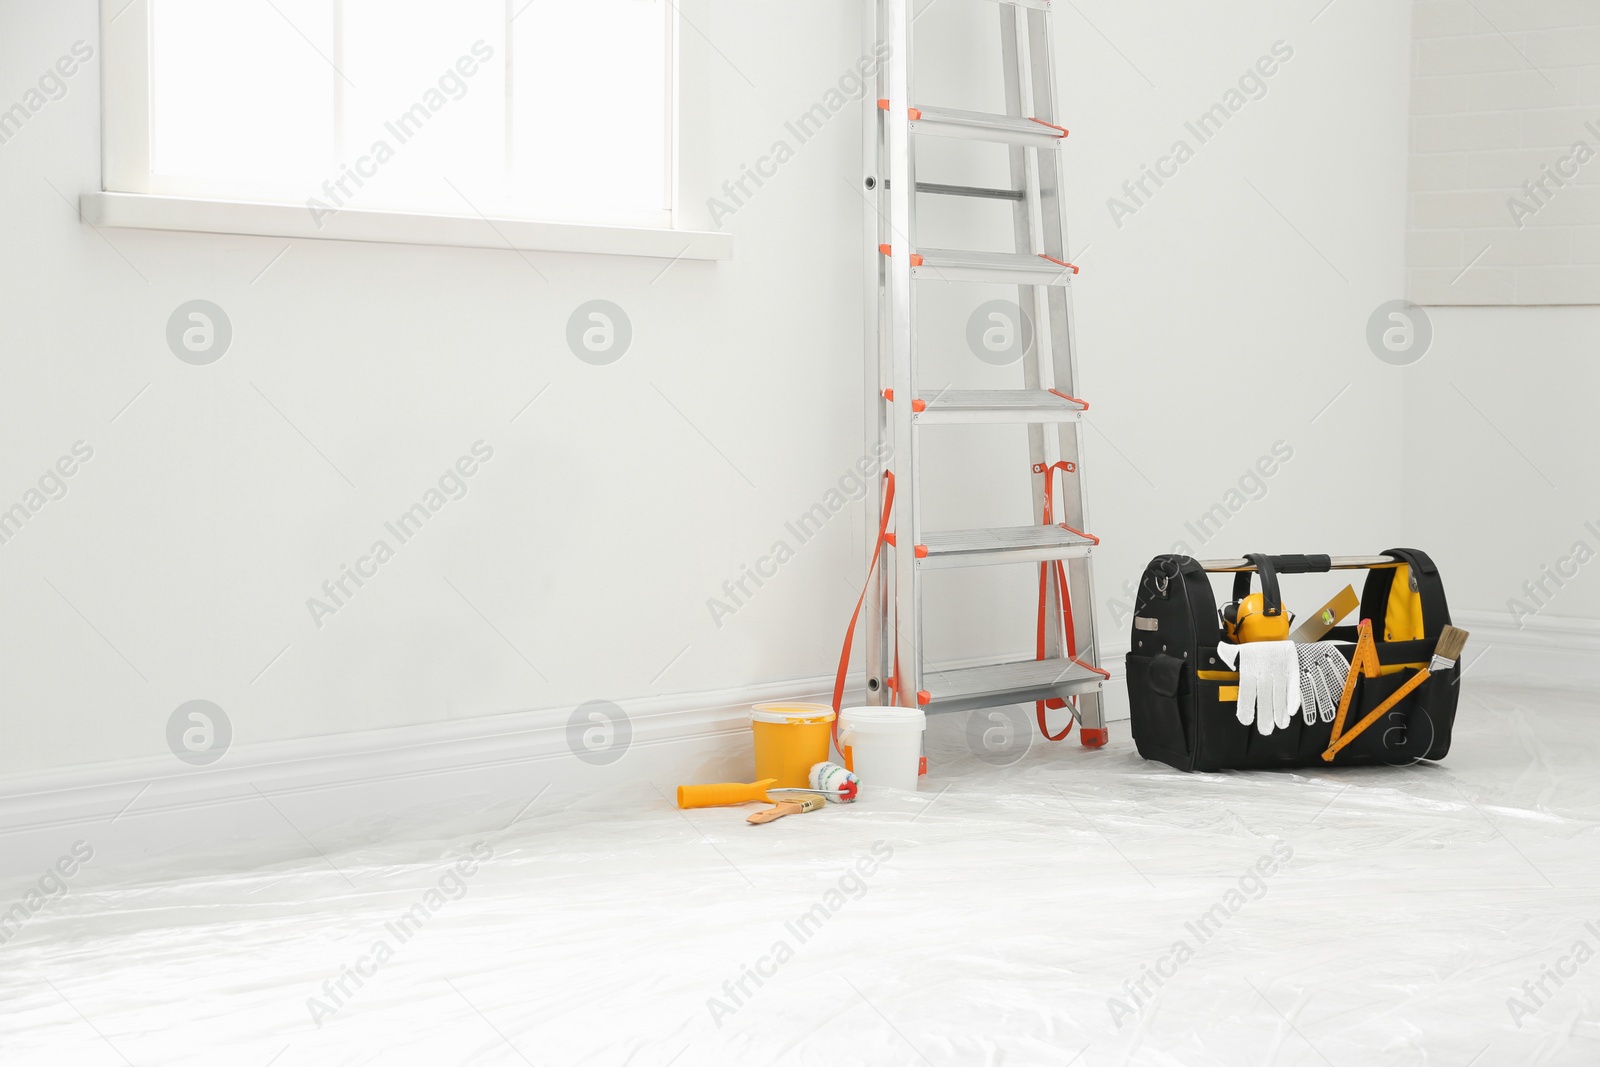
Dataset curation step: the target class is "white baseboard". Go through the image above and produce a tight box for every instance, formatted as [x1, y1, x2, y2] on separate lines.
[1451, 610, 1600, 692]
[0, 653, 1132, 885]
[0, 676, 812, 884]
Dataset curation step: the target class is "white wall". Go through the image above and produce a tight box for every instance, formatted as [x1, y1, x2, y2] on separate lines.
[1402, 306, 1600, 674]
[0, 0, 1415, 787]
[1408, 0, 1600, 305]
[1401, 1, 1600, 687]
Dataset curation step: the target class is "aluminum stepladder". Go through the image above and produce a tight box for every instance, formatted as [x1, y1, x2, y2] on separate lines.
[858, 0, 1110, 743]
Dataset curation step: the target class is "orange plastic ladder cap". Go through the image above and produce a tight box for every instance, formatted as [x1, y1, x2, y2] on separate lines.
[1048, 387, 1089, 411]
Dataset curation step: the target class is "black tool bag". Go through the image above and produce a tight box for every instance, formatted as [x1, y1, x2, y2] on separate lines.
[1126, 549, 1460, 771]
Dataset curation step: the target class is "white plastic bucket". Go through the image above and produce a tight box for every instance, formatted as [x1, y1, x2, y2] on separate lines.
[838, 706, 925, 792]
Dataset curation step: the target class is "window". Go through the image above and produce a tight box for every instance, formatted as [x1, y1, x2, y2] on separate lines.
[101, 0, 677, 232]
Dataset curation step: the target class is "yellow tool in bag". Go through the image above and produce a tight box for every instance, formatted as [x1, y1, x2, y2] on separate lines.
[1383, 564, 1426, 642]
[1220, 554, 1294, 643]
[1222, 592, 1292, 643]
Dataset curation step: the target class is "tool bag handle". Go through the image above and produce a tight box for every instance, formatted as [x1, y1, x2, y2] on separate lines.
[1231, 552, 1288, 618]
[1228, 553, 1333, 619]
[1257, 553, 1333, 575]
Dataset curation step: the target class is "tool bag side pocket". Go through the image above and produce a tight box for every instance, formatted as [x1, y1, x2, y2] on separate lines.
[1420, 664, 1460, 761]
[1331, 665, 1437, 765]
[1192, 660, 1250, 772]
[1127, 652, 1192, 768]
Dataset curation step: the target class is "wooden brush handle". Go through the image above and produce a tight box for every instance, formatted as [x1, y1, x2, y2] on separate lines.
[746, 796, 823, 824]
[747, 802, 803, 824]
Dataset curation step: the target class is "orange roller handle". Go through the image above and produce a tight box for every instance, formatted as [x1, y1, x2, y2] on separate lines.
[677, 779, 776, 809]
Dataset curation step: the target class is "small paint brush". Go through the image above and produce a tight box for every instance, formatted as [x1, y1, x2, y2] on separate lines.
[747, 795, 825, 825]
[1428, 625, 1469, 672]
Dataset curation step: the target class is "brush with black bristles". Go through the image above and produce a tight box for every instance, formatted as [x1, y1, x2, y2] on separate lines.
[1429, 625, 1470, 673]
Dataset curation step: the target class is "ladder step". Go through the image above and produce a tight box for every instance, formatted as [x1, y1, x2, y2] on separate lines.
[918, 524, 1096, 569]
[924, 657, 1102, 716]
[914, 182, 1024, 201]
[910, 105, 1066, 148]
[913, 247, 1078, 286]
[915, 389, 1086, 424]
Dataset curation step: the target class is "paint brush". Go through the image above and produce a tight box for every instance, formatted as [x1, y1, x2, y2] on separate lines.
[747, 795, 825, 824]
[1428, 625, 1469, 672]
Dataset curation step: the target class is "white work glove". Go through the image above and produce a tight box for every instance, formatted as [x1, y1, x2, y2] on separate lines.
[1295, 641, 1350, 724]
[1218, 640, 1301, 736]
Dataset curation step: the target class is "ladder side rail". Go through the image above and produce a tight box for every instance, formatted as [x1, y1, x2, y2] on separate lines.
[862, 4, 891, 706]
[905, 87, 926, 705]
[1027, 7, 1078, 411]
[1001, 3, 1047, 517]
[1002, 3, 1067, 666]
[1028, 6, 1105, 730]
[885, 0, 920, 708]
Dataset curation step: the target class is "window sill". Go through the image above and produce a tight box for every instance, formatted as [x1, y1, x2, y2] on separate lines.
[79, 192, 732, 261]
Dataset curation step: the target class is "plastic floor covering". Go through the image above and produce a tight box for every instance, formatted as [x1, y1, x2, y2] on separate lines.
[3, 682, 1599, 1066]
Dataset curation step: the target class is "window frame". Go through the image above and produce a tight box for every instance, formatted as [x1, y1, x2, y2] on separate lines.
[90, 0, 730, 261]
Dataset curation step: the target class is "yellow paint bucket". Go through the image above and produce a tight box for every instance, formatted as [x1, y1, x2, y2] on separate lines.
[750, 702, 835, 788]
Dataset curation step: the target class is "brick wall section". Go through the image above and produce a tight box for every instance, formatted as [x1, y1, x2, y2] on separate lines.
[1408, 0, 1600, 305]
